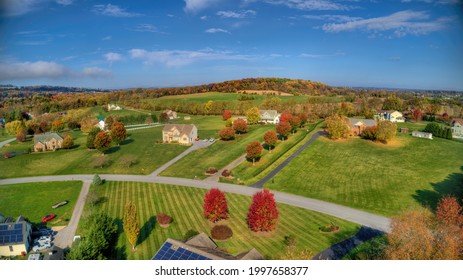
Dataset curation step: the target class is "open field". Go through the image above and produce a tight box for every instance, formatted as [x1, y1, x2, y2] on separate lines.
[170, 114, 224, 139]
[83, 181, 360, 260]
[264, 133, 463, 217]
[0, 127, 188, 179]
[160, 125, 271, 179]
[0, 181, 82, 227]
[0, 127, 12, 142]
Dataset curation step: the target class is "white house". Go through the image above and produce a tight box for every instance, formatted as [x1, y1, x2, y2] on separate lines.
[97, 116, 105, 130]
[376, 110, 405, 123]
[107, 104, 122, 111]
[412, 131, 433, 139]
[162, 124, 198, 145]
[163, 110, 178, 120]
[451, 118, 463, 138]
[259, 110, 280, 124]
[0, 216, 32, 257]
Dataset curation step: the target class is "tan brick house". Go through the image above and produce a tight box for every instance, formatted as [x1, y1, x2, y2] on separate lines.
[162, 124, 197, 145]
[33, 132, 63, 152]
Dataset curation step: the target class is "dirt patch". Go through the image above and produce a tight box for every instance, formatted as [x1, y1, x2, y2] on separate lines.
[240, 90, 293, 96]
[367, 137, 408, 148]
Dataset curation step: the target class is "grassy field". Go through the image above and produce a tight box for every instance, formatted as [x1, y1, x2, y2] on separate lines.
[160, 125, 271, 179]
[170, 114, 224, 139]
[0, 127, 12, 142]
[0, 181, 82, 227]
[264, 132, 463, 217]
[90, 106, 149, 119]
[0, 127, 188, 179]
[227, 122, 320, 184]
[82, 181, 360, 260]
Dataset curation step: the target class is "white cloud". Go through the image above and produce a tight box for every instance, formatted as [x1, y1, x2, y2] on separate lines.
[56, 0, 73, 5]
[104, 52, 123, 63]
[321, 10, 453, 37]
[82, 67, 111, 77]
[217, 10, 256, 18]
[92, 4, 142, 17]
[102, 36, 112, 41]
[401, 0, 460, 4]
[132, 24, 159, 33]
[244, 0, 353, 11]
[205, 28, 230, 33]
[200, 15, 208, 20]
[184, 0, 223, 13]
[300, 51, 345, 58]
[129, 48, 250, 67]
[303, 14, 362, 22]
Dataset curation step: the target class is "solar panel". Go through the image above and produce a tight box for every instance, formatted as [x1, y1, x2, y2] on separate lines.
[17, 235, 23, 242]
[14, 224, 22, 229]
[152, 242, 212, 260]
[0, 225, 7, 230]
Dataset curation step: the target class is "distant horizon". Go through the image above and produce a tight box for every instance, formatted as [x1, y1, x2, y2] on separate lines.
[1, 1, 462, 91]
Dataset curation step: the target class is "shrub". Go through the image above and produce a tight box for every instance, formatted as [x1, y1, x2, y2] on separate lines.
[3, 151, 13, 159]
[221, 169, 232, 177]
[361, 126, 377, 140]
[284, 235, 297, 247]
[16, 131, 27, 142]
[157, 213, 172, 225]
[211, 225, 233, 240]
[206, 167, 218, 174]
[183, 229, 199, 241]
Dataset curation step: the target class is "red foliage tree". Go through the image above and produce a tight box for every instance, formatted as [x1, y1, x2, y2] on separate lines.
[276, 121, 291, 141]
[219, 127, 235, 140]
[289, 116, 301, 133]
[263, 130, 278, 152]
[110, 122, 127, 145]
[94, 131, 112, 153]
[222, 110, 232, 121]
[247, 189, 279, 232]
[16, 131, 27, 142]
[279, 112, 293, 123]
[232, 119, 248, 134]
[203, 188, 229, 223]
[299, 113, 308, 127]
[246, 141, 263, 165]
[412, 109, 422, 122]
[436, 195, 463, 227]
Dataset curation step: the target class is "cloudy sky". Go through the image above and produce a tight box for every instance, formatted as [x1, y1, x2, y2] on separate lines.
[0, 0, 462, 90]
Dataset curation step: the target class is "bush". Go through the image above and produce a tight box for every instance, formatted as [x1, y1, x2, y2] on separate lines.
[183, 229, 199, 241]
[221, 169, 232, 177]
[92, 174, 103, 186]
[206, 167, 218, 174]
[157, 213, 172, 225]
[211, 225, 233, 240]
[3, 151, 13, 159]
[284, 235, 297, 247]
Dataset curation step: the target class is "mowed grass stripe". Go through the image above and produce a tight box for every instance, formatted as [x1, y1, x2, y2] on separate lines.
[86, 181, 359, 259]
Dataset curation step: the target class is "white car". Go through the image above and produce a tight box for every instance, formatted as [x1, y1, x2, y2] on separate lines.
[32, 242, 51, 252]
[36, 235, 52, 244]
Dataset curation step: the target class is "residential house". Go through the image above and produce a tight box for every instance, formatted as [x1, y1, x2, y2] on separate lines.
[375, 110, 405, 123]
[152, 232, 263, 260]
[451, 118, 463, 138]
[0, 216, 32, 257]
[107, 104, 122, 111]
[412, 131, 433, 139]
[163, 110, 178, 120]
[97, 116, 105, 130]
[348, 118, 376, 136]
[162, 124, 197, 145]
[33, 132, 63, 152]
[0, 118, 5, 127]
[259, 110, 280, 124]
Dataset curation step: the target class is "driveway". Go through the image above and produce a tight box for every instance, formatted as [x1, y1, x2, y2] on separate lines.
[0, 138, 15, 148]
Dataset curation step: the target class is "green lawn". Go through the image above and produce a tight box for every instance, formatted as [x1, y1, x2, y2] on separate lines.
[264, 133, 463, 217]
[170, 115, 224, 139]
[228, 122, 320, 184]
[0, 127, 13, 142]
[160, 125, 271, 179]
[0, 127, 188, 179]
[82, 181, 360, 260]
[0, 181, 82, 227]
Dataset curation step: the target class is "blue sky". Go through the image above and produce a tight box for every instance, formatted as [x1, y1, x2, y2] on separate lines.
[0, 0, 462, 90]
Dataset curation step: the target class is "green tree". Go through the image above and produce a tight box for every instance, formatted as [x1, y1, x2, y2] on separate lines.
[246, 107, 261, 124]
[375, 120, 397, 143]
[110, 122, 127, 145]
[86, 127, 101, 149]
[94, 131, 112, 154]
[92, 174, 103, 186]
[123, 201, 140, 251]
[325, 115, 350, 140]
[382, 96, 403, 111]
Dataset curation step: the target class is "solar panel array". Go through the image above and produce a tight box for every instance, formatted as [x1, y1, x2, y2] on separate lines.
[0, 224, 24, 244]
[152, 242, 211, 260]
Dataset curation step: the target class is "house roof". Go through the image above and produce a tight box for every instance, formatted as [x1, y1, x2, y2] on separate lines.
[348, 118, 376, 127]
[377, 109, 399, 114]
[259, 110, 279, 119]
[33, 132, 63, 145]
[452, 118, 463, 125]
[163, 124, 196, 135]
[0, 217, 30, 246]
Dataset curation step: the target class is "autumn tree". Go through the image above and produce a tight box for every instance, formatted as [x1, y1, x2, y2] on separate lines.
[51, 119, 65, 131]
[110, 122, 127, 145]
[86, 127, 101, 149]
[203, 188, 229, 223]
[276, 121, 291, 141]
[80, 117, 98, 133]
[219, 127, 235, 141]
[298, 113, 308, 127]
[246, 107, 261, 124]
[123, 201, 140, 251]
[279, 112, 293, 123]
[412, 109, 422, 122]
[232, 119, 248, 134]
[68, 121, 80, 130]
[159, 112, 169, 123]
[246, 141, 263, 165]
[436, 195, 463, 227]
[119, 154, 137, 168]
[289, 116, 301, 133]
[247, 189, 279, 232]
[94, 131, 112, 154]
[16, 130, 27, 142]
[264, 130, 278, 152]
[93, 155, 109, 168]
[375, 120, 397, 143]
[5, 120, 24, 135]
[222, 110, 232, 121]
[382, 96, 403, 111]
[62, 134, 74, 149]
[104, 115, 118, 130]
[325, 115, 350, 140]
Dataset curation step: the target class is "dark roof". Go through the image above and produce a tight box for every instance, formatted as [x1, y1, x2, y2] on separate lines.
[0, 218, 30, 246]
[163, 124, 196, 135]
[33, 132, 63, 145]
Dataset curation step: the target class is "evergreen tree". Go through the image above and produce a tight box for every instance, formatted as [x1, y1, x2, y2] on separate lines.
[92, 174, 103, 186]
[123, 201, 140, 251]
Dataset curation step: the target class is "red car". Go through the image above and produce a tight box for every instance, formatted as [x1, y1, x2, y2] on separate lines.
[42, 214, 56, 223]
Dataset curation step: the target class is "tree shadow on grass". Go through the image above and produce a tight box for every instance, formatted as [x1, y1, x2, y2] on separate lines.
[137, 216, 157, 246]
[121, 138, 134, 145]
[104, 146, 120, 154]
[113, 218, 127, 260]
[412, 168, 463, 212]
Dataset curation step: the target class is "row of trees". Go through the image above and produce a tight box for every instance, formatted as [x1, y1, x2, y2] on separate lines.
[424, 122, 453, 140]
[86, 122, 127, 153]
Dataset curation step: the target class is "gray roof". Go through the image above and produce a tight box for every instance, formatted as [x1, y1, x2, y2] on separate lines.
[348, 118, 376, 127]
[33, 132, 63, 145]
[259, 110, 279, 119]
[163, 124, 196, 135]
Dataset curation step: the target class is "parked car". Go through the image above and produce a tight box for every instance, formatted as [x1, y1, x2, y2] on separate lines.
[209, 138, 215, 142]
[32, 242, 51, 252]
[52, 200, 68, 209]
[41, 214, 56, 223]
[36, 235, 52, 244]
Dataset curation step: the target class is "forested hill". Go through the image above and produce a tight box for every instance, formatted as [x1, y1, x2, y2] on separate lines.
[140, 78, 331, 97]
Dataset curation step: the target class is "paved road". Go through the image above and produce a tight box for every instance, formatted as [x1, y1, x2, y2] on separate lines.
[0, 174, 391, 233]
[0, 138, 15, 148]
[252, 130, 327, 188]
[205, 153, 247, 182]
[53, 180, 91, 249]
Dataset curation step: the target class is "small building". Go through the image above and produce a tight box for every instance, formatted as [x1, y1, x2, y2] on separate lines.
[412, 131, 433, 139]
[184, 116, 191, 120]
[163, 110, 178, 120]
[97, 116, 105, 130]
[400, 127, 409, 133]
[162, 124, 197, 145]
[0, 118, 5, 127]
[107, 104, 122, 111]
[348, 118, 376, 136]
[375, 110, 405, 123]
[152, 233, 263, 260]
[0, 216, 32, 257]
[259, 110, 280, 124]
[451, 118, 463, 138]
[33, 132, 63, 152]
